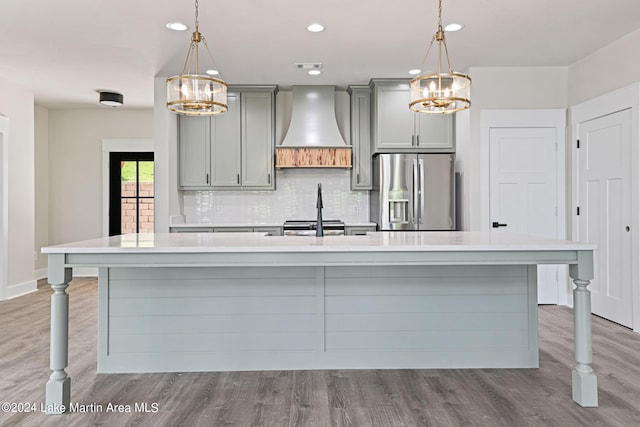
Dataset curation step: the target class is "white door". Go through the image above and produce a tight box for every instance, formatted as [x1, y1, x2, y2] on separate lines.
[577, 109, 633, 327]
[490, 127, 560, 304]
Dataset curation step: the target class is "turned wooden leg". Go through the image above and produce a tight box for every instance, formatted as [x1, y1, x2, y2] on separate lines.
[45, 254, 72, 415]
[569, 251, 598, 407]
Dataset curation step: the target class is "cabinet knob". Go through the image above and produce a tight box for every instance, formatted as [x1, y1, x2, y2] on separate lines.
[492, 222, 508, 228]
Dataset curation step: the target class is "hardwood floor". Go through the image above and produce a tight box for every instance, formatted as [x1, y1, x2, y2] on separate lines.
[1, 278, 639, 426]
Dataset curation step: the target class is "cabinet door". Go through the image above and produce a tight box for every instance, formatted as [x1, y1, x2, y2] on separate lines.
[242, 92, 274, 189]
[350, 88, 372, 190]
[179, 115, 210, 188]
[211, 93, 242, 188]
[374, 83, 415, 150]
[415, 113, 454, 150]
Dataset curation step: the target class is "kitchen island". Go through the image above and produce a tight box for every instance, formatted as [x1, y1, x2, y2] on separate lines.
[42, 231, 597, 413]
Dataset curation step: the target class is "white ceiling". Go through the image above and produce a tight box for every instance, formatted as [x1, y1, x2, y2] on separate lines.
[1, 0, 639, 109]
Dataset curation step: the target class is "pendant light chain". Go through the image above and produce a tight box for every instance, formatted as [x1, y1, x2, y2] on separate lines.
[441, 0, 455, 74]
[194, 0, 199, 33]
[193, 0, 200, 75]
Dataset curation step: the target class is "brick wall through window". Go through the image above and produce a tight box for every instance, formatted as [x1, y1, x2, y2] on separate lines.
[120, 182, 154, 234]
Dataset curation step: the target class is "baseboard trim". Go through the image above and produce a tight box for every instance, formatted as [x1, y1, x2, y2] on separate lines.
[6, 279, 38, 300]
[34, 268, 47, 280]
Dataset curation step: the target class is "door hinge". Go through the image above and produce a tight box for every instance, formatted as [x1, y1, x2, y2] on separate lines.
[577, 139, 580, 149]
[577, 207, 580, 215]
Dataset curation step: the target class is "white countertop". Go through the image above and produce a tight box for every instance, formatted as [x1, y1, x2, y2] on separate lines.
[42, 231, 595, 254]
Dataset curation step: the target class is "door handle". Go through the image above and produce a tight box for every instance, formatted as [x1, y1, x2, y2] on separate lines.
[492, 222, 508, 228]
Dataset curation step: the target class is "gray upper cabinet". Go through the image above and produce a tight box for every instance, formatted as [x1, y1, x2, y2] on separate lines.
[370, 79, 454, 153]
[241, 91, 274, 188]
[348, 85, 372, 190]
[178, 85, 277, 190]
[179, 115, 210, 187]
[211, 92, 242, 187]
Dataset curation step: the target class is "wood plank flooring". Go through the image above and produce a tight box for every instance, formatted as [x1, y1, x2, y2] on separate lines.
[1, 278, 639, 426]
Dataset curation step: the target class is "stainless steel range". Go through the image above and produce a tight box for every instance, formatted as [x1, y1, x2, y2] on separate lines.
[283, 220, 345, 236]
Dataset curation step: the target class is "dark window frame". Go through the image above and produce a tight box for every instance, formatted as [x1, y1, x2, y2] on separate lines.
[109, 152, 154, 236]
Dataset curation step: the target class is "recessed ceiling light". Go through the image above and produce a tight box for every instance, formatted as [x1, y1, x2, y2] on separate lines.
[166, 22, 188, 31]
[408, 69, 422, 75]
[307, 23, 325, 32]
[308, 70, 322, 76]
[444, 23, 463, 32]
[206, 69, 219, 76]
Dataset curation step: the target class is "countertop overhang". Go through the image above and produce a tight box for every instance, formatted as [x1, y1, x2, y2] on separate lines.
[43, 231, 595, 255]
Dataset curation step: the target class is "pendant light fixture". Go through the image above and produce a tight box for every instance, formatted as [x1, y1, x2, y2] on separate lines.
[166, 0, 227, 116]
[409, 0, 471, 114]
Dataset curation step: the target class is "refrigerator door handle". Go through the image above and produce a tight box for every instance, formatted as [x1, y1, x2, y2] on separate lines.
[413, 159, 419, 226]
[418, 159, 425, 225]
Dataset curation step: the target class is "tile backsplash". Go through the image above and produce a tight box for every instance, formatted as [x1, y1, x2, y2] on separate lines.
[183, 169, 369, 224]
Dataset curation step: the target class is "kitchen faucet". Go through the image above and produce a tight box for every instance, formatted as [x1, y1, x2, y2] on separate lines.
[316, 183, 323, 237]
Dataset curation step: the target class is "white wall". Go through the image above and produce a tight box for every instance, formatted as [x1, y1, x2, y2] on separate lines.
[568, 28, 640, 106]
[34, 105, 49, 276]
[47, 109, 153, 245]
[0, 77, 36, 299]
[459, 67, 568, 231]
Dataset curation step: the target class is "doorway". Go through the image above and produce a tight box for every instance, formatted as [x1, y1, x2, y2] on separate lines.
[481, 110, 567, 305]
[576, 109, 633, 327]
[489, 127, 560, 303]
[109, 152, 154, 236]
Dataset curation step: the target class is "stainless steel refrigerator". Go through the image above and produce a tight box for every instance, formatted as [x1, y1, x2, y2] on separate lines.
[370, 153, 455, 230]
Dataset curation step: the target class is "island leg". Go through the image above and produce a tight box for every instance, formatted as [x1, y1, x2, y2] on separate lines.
[45, 254, 73, 414]
[569, 251, 598, 407]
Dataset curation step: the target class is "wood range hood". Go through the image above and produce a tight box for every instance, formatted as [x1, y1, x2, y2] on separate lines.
[276, 86, 352, 169]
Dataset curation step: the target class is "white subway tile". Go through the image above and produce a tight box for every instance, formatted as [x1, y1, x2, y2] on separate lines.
[182, 170, 369, 224]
